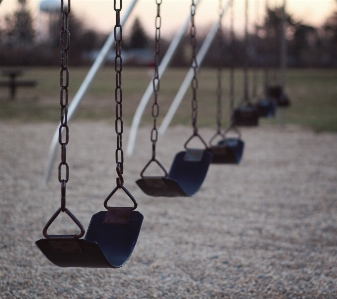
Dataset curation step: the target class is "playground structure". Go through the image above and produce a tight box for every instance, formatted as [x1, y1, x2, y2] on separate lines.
[37, 0, 143, 268]
[38, 0, 290, 268]
[44, 0, 289, 184]
[2, 2, 337, 296]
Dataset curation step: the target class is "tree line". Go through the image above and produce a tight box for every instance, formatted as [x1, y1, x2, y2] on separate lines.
[1, 0, 337, 68]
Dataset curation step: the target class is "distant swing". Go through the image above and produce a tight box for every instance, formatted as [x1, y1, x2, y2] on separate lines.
[233, 0, 259, 127]
[209, 0, 244, 165]
[36, 0, 143, 268]
[264, 0, 290, 108]
[252, 0, 277, 118]
[136, 0, 212, 197]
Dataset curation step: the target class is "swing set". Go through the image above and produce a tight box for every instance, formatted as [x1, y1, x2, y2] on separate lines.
[136, 0, 212, 197]
[36, 0, 143, 268]
[208, 0, 244, 164]
[37, 0, 291, 268]
[264, 0, 291, 108]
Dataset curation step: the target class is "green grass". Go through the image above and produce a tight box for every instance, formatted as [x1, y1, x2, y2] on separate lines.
[284, 69, 337, 132]
[0, 67, 336, 132]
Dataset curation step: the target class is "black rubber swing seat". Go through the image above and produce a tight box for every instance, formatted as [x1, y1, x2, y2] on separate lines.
[233, 104, 259, 127]
[254, 98, 277, 118]
[208, 125, 245, 164]
[36, 210, 143, 268]
[210, 138, 245, 164]
[277, 92, 291, 107]
[267, 85, 291, 107]
[36, 183, 143, 269]
[136, 149, 213, 197]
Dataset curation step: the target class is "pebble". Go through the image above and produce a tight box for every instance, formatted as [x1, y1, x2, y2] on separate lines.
[0, 122, 336, 298]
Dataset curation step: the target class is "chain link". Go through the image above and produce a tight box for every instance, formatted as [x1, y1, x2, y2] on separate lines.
[252, 0, 259, 99]
[230, 0, 235, 117]
[41, 0, 86, 240]
[58, 0, 71, 212]
[215, 0, 223, 135]
[264, 0, 270, 90]
[243, 0, 249, 102]
[114, 0, 124, 187]
[190, 0, 199, 135]
[150, 0, 162, 160]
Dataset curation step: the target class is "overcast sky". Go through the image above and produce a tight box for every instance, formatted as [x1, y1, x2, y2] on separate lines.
[1, 0, 336, 37]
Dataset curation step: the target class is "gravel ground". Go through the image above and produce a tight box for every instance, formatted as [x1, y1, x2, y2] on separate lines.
[0, 121, 337, 299]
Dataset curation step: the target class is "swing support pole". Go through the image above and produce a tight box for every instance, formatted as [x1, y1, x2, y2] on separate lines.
[159, 0, 232, 136]
[43, 0, 138, 184]
[126, 0, 202, 156]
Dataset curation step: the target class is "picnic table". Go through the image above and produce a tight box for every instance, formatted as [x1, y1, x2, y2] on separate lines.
[0, 68, 37, 100]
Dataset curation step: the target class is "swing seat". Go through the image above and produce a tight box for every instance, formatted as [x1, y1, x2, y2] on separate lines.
[210, 138, 244, 164]
[277, 92, 290, 107]
[255, 98, 277, 117]
[267, 85, 290, 107]
[136, 149, 212, 197]
[233, 105, 259, 126]
[136, 177, 187, 197]
[267, 85, 282, 99]
[36, 210, 143, 268]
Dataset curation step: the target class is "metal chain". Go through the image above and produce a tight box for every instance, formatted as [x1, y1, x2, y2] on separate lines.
[264, 0, 270, 90]
[243, 0, 249, 102]
[229, 0, 235, 120]
[215, 0, 223, 135]
[265, 0, 278, 88]
[150, 0, 162, 160]
[42, 0, 85, 240]
[114, 0, 124, 188]
[58, 0, 71, 212]
[227, 0, 241, 139]
[264, 0, 269, 92]
[139, 0, 168, 177]
[252, 0, 259, 99]
[184, 0, 208, 149]
[280, 0, 287, 89]
[104, 0, 139, 209]
[190, 0, 199, 135]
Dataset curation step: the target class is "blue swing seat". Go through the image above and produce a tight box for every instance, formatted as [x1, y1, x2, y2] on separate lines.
[209, 137, 244, 164]
[255, 98, 277, 117]
[36, 210, 143, 268]
[233, 105, 259, 126]
[136, 149, 212, 197]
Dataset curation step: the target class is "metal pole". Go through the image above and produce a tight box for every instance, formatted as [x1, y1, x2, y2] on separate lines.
[44, 0, 138, 184]
[159, 0, 232, 135]
[126, 0, 202, 156]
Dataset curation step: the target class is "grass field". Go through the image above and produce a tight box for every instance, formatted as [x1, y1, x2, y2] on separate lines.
[0, 67, 336, 132]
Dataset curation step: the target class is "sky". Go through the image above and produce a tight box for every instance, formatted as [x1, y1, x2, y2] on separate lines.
[1, 0, 336, 38]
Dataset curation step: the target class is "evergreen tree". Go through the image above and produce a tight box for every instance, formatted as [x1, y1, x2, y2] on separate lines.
[128, 17, 149, 49]
[4, 0, 35, 46]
